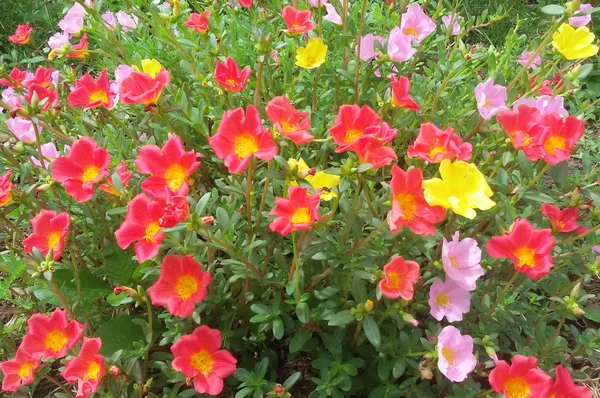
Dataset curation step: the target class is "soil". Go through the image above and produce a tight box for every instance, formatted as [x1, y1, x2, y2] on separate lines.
[278, 356, 318, 398]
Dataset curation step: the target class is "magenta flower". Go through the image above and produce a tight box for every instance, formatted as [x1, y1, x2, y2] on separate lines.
[356, 34, 386, 62]
[6, 117, 38, 143]
[428, 279, 470, 323]
[48, 32, 70, 50]
[388, 27, 416, 62]
[517, 50, 542, 69]
[399, 3, 436, 44]
[442, 231, 484, 291]
[513, 95, 568, 117]
[437, 326, 477, 382]
[441, 13, 462, 36]
[475, 78, 508, 120]
[31, 143, 60, 168]
[569, 4, 593, 28]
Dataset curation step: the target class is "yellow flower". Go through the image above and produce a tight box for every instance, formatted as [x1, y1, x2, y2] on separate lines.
[552, 24, 599, 60]
[133, 59, 163, 77]
[422, 160, 495, 219]
[287, 158, 340, 201]
[295, 38, 327, 69]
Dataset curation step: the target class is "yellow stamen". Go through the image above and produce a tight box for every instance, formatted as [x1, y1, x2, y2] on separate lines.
[505, 377, 530, 398]
[144, 222, 161, 242]
[435, 293, 450, 307]
[234, 133, 258, 159]
[441, 347, 455, 365]
[344, 129, 362, 143]
[165, 164, 187, 191]
[514, 247, 536, 268]
[89, 90, 109, 105]
[543, 136, 566, 155]
[176, 275, 198, 300]
[47, 231, 62, 250]
[291, 207, 310, 224]
[45, 330, 68, 353]
[190, 350, 213, 375]
[84, 361, 101, 380]
[395, 193, 417, 221]
[82, 166, 100, 184]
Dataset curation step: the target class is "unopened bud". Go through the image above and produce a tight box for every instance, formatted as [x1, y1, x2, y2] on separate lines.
[485, 346, 497, 358]
[569, 302, 585, 316]
[402, 312, 418, 327]
[12, 142, 25, 153]
[114, 285, 137, 297]
[37, 183, 52, 193]
[364, 299, 374, 312]
[201, 216, 215, 225]
[570, 282, 582, 299]
[172, 0, 181, 17]
[299, 167, 316, 179]
[418, 362, 433, 380]
[274, 385, 284, 394]
[108, 365, 120, 378]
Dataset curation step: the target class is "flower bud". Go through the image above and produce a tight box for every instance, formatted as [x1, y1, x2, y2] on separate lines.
[569, 302, 585, 316]
[485, 346, 497, 358]
[12, 142, 25, 153]
[364, 299, 374, 312]
[570, 282, 582, 299]
[418, 361, 433, 380]
[201, 216, 215, 225]
[274, 385, 284, 394]
[108, 365, 121, 378]
[114, 285, 138, 297]
[402, 312, 418, 327]
[172, 0, 181, 17]
[298, 167, 316, 179]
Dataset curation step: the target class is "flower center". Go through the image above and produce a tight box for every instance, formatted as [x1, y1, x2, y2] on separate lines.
[387, 271, 402, 289]
[89, 90, 109, 105]
[234, 133, 258, 159]
[543, 136, 566, 155]
[82, 166, 100, 183]
[395, 193, 417, 221]
[291, 207, 310, 224]
[280, 120, 296, 133]
[449, 256, 460, 269]
[435, 293, 450, 307]
[190, 350, 213, 375]
[441, 347, 455, 365]
[505, 377, 530, 398]
[84, 361, 101, 380]
[18, 362, 33, 378]
[344, 129, 363, 143]
[45, 330, 68, 353]
[0, 191, 12, 207]
[165, 164, 187, 191]
[225, 78, 237, 87]
[176, 275, 199, 300]
[429, 146, 447, 160]
[553, 220, 565, 230]
[403, 26, 418, 37]
[144, 222, 161, 242]
[515, 246, 536, 268]
[48, 231, 62, 250]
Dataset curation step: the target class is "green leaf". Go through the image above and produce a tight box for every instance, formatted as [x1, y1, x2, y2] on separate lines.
[550, 161, 569, 185]
[234, 368, 253, 382]
[362, 316, 381, 348]
[518, 151, 533, 180]
[392, 358, 406, 379]
[53, 269, 111, 305]
[522, 191, 556, 203]
[95, 316, 146, 356]
[283, 372, 301, 390]
[272, 317, 284, 339]
[106, 292, 134, 307]
[584, 308, 600, 323]
[290, 329, 312, 353]
[296, 302, 310, 323]
[328, 310, 355, 326]
[540, 5, 565, 15]
[100, 244, 136, 285]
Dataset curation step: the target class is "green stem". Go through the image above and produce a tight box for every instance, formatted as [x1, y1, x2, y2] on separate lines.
[32, 120, 45, 169]
[347, 222, 386, 256]
[292, 232, 301, 301]
[541, 310, 568, 357]
[139, 296, 154, 398]
[351, 319, 363, 345]
[354, 0, 368, 104]
[482, 270, 520, 322]
[245, 159, 255, 237]
[561, 223, 600, 244]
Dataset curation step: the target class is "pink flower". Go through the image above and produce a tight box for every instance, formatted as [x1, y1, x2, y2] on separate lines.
[356, 34, 386, 62]
[541, 202, 588, 233]
[31, 143, 60, 168]
[387, 27, 416, 63]
[407, 123, 472, 163]
[308, 0, 327, 6]
[269, 186, 320, 236]
[61, 337, 105, 398]
[114, 64, 134, 94]
[2, 88, 22, 108]
[116, 11, 138, 32]
[23, 209, 71, 261]
[5, 117, 37, 143]
[323, 3, 342, 24]
[400, 4, 436, 44]
[265, 96, 313, 145]
[442, 231, 484, 291]
[48, 32, 70, 49]
[569, 3, 593, 28]
[428, 279, 470, 322]
[517, 50, 542, 69]
[102, 11, 117, 29]
[437, 326, 477, 382]
[379, 256, 420, 300]
[0, 350, 40, 391]
[475, 78, 508, 120]
[441, 13, 462, 36]
[58, 4, 85, 34]
[513, 95, 568, 117]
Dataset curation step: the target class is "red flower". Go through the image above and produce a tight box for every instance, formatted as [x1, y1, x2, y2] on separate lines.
[136, 135, 202, 199]
[486, 218, 555, 280]
[0, 67, 31, 88]
[120, 60, 171, 105]
[160, 193, 190, 228]
[61, 337, 105, 398]
[539, 113, 585, 165]
[9, 23, 33, 44]
[407, 123, 472, 163]
[209, 105, 278, 173]
[27, 66, 55, 89]
[548, 365, 592, 398]
[497, 105, 546, 161]
[391, 75, 420, 110]
[329, 104, 381, 152]
[68, 69, 115, 109]
[171, 325, 237, 395]
[282, 6, 316, 34]
[489, 355, 553, 398]
[52, 137, 111, 202]
[214, 56, 251, 93]
[24, 83, 59, 112]
[353, 136, 397, 170]
[115, 194, 167, 263]
[541, 203, 587, 234]
[377, 122, 398, 143]
[0, 350, 40, 392]
[265, 96, 313, 145]
[387, 165, 446, 236]
[379, 256, 420, 300]
[185, 11, 211, 33]
[269, 186, 320, 236]
[239, 0, 253, 7]
[19, 308, 85, 360]
[148, 255, 212, 317]
[0, 169, 14, 207]
[66, 33, 89, 59]
[23, 210, 71, 261]
[99, 161, 133, 196]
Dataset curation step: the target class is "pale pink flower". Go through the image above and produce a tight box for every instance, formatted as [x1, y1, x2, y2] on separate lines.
[388, 27, 416, 62]
[48, 32, 70, 49]
[356, 34, 386, 62]
[6, 117, 38, 143]
[2, 88, 23, 108]
[116, 11, 138, 32]
[428, 279, 470, 322]
[475, 78, 508, 120]
[517, 50, 542, 69]
[400, 3, 436, 44]
[58, 3, 86, 34]
[102, 11, 117, 29]
[593, 245, 600, 253]
[437, 326, 477, 382]
[31, 143, 60, 168]
[442, 231, 484, 291]
[569, 4, 593, 28]
[513, 95, 568, 117]
[308, 0, 327, 6]
[441, 13, 461, 36]
[324, 2, 343, 25]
